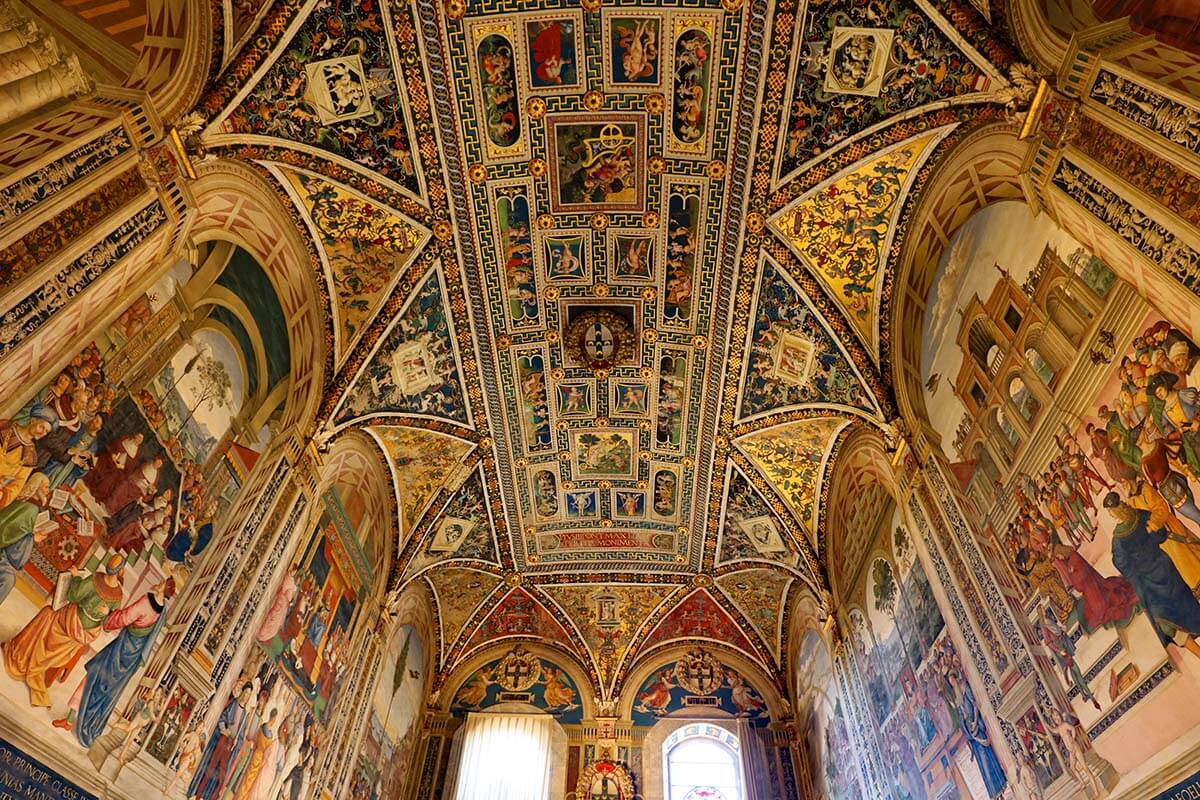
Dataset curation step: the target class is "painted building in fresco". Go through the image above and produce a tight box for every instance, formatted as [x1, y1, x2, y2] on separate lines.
[0, 1, 1199, 800]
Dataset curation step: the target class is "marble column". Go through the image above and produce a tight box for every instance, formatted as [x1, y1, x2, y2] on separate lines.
[0, 54, 91, 124]
[0, 32, 59, 86]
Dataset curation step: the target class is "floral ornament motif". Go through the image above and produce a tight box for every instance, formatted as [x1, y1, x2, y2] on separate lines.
[647, 155, 666, 174]
[771, 131, 941, 345]
[589, 212, 609, 230]
[537, 214, 557, 230]
[583, 91, 605, 111]
[645, 93, 665, 114]
[592, 283, 610, 297]
[528, 157, 547, 177]
[526, 97, 547, 118]
[581, 0, 602, 11]
[641, 287, 657, 301]
[445, 0, 465, 19]
[706, 160, 726, 180]
[643, 328, 658, 343]
[721, 0, 743, 10]
[468, 163, 488, 183]
[642, 210, 660, 227]
[745, 211, 765, 232]
[544, 286, 561, 301]
[433, 219, 453, 241]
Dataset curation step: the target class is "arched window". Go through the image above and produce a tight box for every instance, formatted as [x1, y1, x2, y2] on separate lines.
[967, 319, 1000, 376]
[1024, 347, 1056, 385]
[665, 731, 745, 800]
[1008, 376, 1040, 423]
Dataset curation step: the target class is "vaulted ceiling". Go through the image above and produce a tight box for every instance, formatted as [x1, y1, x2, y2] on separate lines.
[194, 0, 1020, 698]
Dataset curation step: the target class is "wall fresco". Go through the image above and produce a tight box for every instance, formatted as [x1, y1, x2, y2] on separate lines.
[920, 200, 1200, 780]
[630, 648, 769, 727]
[449, 648, 583, 724]
[349, 624, 425, 800]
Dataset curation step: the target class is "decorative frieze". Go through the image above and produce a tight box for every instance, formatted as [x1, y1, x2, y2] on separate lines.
[1052, 158, 1200, 293]
[0, 200, 166, 359]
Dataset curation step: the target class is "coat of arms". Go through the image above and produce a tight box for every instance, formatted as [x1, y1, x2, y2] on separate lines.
[495, 646, 542, 691]
[673, 648, 722, 695]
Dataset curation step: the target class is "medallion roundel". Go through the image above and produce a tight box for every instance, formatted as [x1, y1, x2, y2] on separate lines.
[673, 648, 723, 695]
[565, 310, 635, 370]
[495, 647, 543, 691]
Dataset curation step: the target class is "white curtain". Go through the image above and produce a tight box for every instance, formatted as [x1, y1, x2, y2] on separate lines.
[450, 713, 553, 800]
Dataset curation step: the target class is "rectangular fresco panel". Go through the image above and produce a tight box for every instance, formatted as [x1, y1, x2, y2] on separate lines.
[662, 184, 702, 326]
[523, 15, 583, 92]
[570, 428, 636, 479]
[257, 494, 368, 722]
[547, 115, 645, 213]
[604, 15, 662, 89]
[470, 22, 525, 161]
[667, 14, 719, 156]
[611, 231, 655, 282]
[494, 186, 539, 328]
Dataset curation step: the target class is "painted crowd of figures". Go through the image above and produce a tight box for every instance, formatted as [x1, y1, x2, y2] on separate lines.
[1003, 319, 1200, 659]
[0, 333, 216, 763]
[186, 652, 318, 800]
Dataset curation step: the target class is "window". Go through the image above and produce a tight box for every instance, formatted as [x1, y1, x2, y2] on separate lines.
[1003, 304, 1023, 333]
[450, 713, 552, 800]
[667, 737, 743, 800]
[969, 382, 986, 409]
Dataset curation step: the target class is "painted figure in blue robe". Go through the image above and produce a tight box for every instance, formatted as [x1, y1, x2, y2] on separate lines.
[1105, 493, 1200, 658]
[189, 683, 253, 800]
[54, 578, 176, 745]
[951, 671, 1007, 796]
[0, 473, 51, 606]
[166, 520, 213, 564]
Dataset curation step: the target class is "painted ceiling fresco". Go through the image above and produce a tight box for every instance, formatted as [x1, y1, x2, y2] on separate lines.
[202, 0, 1016, 695]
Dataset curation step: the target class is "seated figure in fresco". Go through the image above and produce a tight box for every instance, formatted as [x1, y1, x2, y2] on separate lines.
[0, 406, 58, 509]
[80, 432, 144, 514]
[1104, 492, 1200, 659]
[2, 553, 125, 707]
[0, 473, 53, 606]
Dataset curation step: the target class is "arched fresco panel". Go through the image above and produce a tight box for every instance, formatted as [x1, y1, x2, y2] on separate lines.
[448, 647, 584, 725]
[256, 491, 374, 724]
[629, 649, 769, 728]
[795, 630, 863, 800]
[919, 199, 1200, 780]
[0, 249, 286, 789]
[348, 623, 427, 800]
